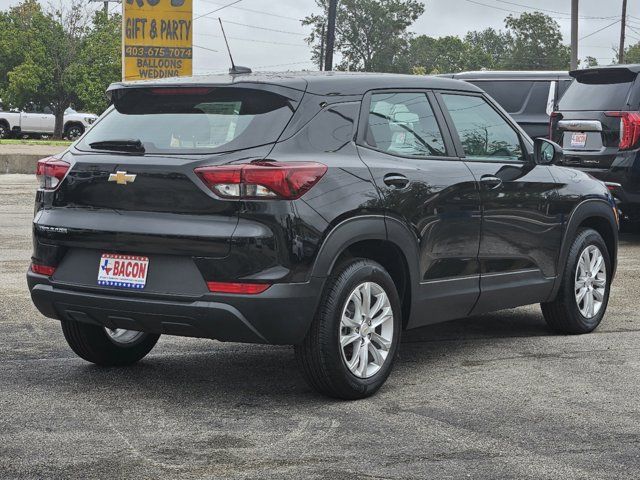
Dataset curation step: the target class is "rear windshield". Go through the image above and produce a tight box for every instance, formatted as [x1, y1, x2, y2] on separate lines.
[559, 70, 636, 111]
[78, 87, 299, 154]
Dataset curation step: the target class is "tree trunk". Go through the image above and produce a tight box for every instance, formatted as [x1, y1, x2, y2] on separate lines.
[53, 109, 65, 140]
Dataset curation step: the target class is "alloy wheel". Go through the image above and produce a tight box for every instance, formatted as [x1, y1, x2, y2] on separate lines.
[574, 245, 607, 319]
[339, 281, 394, 378]
[104, 328, 145, 345]
[67, 127, 83, 140]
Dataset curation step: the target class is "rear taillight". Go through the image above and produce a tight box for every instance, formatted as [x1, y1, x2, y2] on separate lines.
[36, 157, 70, 190]
[605, 111, 640, 150]
[549, 111, 562, 140]
[207, 282, 271, 294]
[30, 263, 56, 276]
[195, 161, 328, 200]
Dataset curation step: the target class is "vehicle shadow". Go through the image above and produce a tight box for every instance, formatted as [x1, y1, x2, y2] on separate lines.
[50, 307, 551, 404]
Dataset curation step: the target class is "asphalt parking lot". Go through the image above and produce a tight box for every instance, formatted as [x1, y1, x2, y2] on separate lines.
[1, 173, 639, 479]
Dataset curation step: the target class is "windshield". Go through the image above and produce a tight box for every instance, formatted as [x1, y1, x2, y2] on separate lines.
[559, 70, 637, 111]
[78, 87, 299, 154]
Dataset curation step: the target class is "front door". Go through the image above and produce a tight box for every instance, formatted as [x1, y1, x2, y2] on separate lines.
[437, 92, 563, 314]
[357, 90, 481, 328]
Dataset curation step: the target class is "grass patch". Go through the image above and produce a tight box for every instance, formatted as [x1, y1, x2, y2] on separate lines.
[0, 139, 72, 146]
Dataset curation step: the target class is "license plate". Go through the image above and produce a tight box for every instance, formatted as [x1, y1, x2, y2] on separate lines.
[570, 132, 587, 148]
[97, 254, 149, 289]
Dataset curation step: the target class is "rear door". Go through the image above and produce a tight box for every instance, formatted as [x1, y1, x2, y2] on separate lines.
[436, 91, 562, 314]
[20, 105, 42, 132]
[553, 67, 640, 169]
[356, 89, 481, 327]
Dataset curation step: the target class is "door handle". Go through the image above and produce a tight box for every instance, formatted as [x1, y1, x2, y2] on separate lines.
[383, 173, 410, 189]
[480, 175, 503, 190]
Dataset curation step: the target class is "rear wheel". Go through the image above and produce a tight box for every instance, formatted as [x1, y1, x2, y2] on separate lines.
[64, 124, 84, 140]
[0, 122, 9, 139]
[61, 319, 160, 366]
[541, 228, 611, 334]
[295, 258, 402, 400]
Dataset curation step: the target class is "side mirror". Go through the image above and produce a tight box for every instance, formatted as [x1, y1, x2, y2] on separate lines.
[534, 137, 563, 165]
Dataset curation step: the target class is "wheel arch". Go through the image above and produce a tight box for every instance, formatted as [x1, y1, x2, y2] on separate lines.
[549, 198, 618, 300]
[310, 215, 420, 328]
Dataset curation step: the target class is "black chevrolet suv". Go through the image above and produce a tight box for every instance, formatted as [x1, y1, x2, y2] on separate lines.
[551, 65, 640, 224]
[28, 72, 618, 399]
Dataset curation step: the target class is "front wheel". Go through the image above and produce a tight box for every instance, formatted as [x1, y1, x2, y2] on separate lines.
[61, 319, 160, 366]
[295, 259, 402, 400]
[541, 228, 611, 334]
[0, 122, 9, 139]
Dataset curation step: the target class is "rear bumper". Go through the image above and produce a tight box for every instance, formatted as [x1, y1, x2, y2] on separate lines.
[27, 271, 324, 345]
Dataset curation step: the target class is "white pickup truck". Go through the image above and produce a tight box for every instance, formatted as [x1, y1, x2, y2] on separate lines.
[0, 107, 98, 140]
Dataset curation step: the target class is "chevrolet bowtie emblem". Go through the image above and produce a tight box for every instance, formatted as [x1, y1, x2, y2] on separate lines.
[108, 171, 137, 185]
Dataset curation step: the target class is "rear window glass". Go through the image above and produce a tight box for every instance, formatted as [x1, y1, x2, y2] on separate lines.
[469, 81, 533, 113]
[79, 87, 298, 154]
[559, 71, 636, 111]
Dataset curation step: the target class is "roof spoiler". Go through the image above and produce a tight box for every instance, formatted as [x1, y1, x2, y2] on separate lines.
[570, 66, 639, 84]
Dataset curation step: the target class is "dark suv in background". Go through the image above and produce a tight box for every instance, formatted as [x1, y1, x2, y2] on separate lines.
[28, 72, 617, 399]
[551, 65, 640, 224]
[443, 70, 573, 139]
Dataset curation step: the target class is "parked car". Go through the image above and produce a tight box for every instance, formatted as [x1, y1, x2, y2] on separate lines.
[27, 72, 618, 399]
[441, 70, 573, 139]
[550, 64, 640, 225]
[0, 104, 97, 140]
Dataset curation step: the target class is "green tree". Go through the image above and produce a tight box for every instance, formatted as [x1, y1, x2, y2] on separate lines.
[0, 0, 120, 138]
[464, 28, 513, 70]
[503, 12, 570, 70]
[303, 0, 425, 72]
[624, 43, 640, 64]
[409, 35, 469, 74]
[70, 10, 122, 114]
[584, 55, 599, 67]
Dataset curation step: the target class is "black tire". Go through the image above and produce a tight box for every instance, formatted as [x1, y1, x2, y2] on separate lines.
[64, 124, 84, 140]
[61, 319, 160, 366]
[541, 228, 611, 334]
[0, 121, 9, 139]
[295, 258, 402, 400]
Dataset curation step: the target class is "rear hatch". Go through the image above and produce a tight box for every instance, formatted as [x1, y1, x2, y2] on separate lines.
[552, 66, 640, 169]
[35, 83, 305, 291]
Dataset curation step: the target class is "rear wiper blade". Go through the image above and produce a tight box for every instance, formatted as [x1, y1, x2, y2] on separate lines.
[89, 139, 145, 153]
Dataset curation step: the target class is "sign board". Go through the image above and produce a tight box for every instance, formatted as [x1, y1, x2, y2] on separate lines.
[123, 0, 193, 81]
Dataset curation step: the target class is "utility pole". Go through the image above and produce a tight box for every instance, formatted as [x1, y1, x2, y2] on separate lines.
[319, 24, 325, 71]
[620, 0, 628, 63]
[570, 0, 579, 70]
[324, 0, 338, 71]
[90, 0, 121, 16]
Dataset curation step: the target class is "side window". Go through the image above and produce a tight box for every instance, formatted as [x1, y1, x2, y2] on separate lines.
[470, 81, 533, 113]
[441, 94, 524, 162]
[527, 82, 553, 115]
[366, 92, 447, 157]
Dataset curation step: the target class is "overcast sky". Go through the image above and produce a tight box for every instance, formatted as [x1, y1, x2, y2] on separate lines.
[1, 0, 637, 73]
